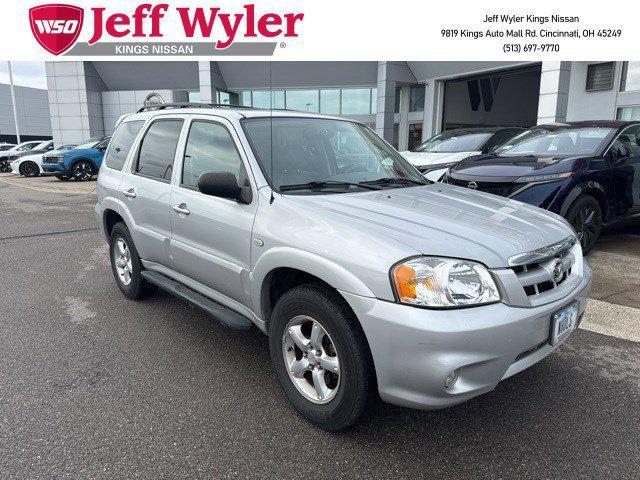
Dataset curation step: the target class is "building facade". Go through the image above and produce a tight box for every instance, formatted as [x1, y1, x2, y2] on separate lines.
[45, 61, 640, 150]
[0, 83, 51, 143]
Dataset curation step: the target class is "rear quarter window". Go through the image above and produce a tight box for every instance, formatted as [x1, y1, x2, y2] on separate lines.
[105, 121, 145, 171]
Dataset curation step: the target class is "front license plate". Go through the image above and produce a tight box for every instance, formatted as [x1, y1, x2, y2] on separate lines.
[550, 301, 579, 345]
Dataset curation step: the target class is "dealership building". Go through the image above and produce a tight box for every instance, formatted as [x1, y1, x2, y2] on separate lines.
[0, 84, 51, 143]
[45, 61, 640, 150]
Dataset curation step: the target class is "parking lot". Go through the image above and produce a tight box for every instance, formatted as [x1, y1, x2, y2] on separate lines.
[0, 173, 638, 480]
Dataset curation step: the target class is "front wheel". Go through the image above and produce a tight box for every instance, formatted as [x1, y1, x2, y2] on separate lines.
[19, 161, 40, 177]
[269, 284, 376, 431]
[71, 160, 94, 181]
[566, 195, 603, 254]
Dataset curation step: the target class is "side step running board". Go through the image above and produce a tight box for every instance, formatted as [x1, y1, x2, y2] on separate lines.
[141, 270, 253, 331]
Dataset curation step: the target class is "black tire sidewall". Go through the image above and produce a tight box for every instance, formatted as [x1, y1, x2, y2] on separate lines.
[566, 195, 602, 254]
[269, 285, 374, 430]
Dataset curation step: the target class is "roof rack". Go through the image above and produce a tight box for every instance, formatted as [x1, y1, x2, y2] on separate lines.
[136, 102, 258, 113]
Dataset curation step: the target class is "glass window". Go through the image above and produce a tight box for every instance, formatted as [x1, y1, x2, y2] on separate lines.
[135, 120, 184, 181]
[285, 90, 319, 112]
[482, 129, 524, 153]
[409, 85, 425, 112]
[394, 87, 401, 113]
[217, 91, 239, 105]
[415, 131, 493, 153]
[341, 88, 371, 114]
[370, 88, 377, 114]
[241, 91, 252, 107]
[320, 89, 340, 114]
[242, 117, 425, 191]
[621, 62, 640, 92]
[182, 121, 242, 188]
[188, 91, 201, 103]
[251, 91, 284, 109]
[610, 125, 640, 157]
[617, 106, 640, 121]
[105, 121, 144, 170]
[499, 128, 614, 157]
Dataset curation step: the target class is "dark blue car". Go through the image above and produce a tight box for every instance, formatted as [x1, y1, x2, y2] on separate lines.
[444, 121, 640, 253]
[42, 136, 111, 181]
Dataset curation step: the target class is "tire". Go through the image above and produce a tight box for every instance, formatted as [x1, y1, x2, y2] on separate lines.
[0, 161, 9, 173]
[55, 174, 70, 181]
[71, 160, 94, 181]
[19, 161, 40, 177]
[109, 222, 157, 300]
[565, 195, 603, 254]
[269, 284, 377, 431]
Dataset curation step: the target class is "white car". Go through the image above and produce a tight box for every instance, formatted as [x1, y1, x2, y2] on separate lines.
[402, 127, 524, 181]
[10, 144, 76, 177]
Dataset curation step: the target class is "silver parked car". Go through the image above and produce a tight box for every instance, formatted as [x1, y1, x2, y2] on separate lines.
[96, 104, 591, 431]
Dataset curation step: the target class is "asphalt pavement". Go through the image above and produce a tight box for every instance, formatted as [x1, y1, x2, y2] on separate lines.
[0, 175, 638, 480]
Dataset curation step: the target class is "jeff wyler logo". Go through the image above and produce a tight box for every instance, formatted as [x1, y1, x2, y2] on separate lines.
[28, 3, 305, 55]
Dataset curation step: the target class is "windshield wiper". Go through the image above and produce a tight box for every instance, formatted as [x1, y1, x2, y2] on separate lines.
[360, 177, 428, 187]
[279, 181, 380, 192]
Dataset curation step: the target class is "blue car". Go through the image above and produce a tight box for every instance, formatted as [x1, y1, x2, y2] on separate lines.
[42, 136, 111, 181]
[444, 121, 640, 253]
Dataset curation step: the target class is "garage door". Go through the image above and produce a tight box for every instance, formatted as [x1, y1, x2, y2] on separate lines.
[442, 65, 541, 131]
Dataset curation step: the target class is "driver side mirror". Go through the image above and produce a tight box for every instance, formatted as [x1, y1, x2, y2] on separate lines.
[198, 172, 252, 204]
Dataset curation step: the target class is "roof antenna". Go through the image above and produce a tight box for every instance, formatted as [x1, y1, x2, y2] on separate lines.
[269, 61, 275, 204]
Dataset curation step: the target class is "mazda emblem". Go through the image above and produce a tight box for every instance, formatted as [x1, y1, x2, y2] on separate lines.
[467, 181, 478, 189]
[552, 259, 564, 283]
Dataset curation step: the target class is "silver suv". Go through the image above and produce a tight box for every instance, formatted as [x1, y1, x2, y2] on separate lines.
[96, 104, 591, 431]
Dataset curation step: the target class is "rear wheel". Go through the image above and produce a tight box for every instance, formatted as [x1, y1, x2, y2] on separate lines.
[71, 160, 94, 181]
[566, 195, 603, 254]
[269, 284, 376, 431]
[109, 223, 157, 300]
[19, 161, 40, 177]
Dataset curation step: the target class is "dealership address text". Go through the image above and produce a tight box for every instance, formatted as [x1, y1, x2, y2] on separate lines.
[441, 14, 623, 54]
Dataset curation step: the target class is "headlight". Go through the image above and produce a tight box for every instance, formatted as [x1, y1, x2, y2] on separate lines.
[391, 256, 500, 308]
[515, 172, 573, 183]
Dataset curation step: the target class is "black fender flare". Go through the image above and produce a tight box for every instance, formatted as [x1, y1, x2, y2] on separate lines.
[559, 181, 607, 218]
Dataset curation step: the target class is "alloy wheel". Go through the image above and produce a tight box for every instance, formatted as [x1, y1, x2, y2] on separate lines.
[74, 162, 93, 181]
[573, 204, 600, 249]
[282, 315, 340, 404]
[22, 162, 38, 177]
[113, 238, 133, 286]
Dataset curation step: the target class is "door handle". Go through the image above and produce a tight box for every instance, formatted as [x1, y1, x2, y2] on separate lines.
[123, 188, 137, 198]
[172, 203, 190, 215]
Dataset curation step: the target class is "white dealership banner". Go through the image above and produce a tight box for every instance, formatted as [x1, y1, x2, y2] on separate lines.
[1, 0, 638, 60]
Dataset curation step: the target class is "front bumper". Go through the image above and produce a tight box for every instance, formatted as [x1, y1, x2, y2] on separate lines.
[41, 162, 67, 174]
[341, 259, 591, 410]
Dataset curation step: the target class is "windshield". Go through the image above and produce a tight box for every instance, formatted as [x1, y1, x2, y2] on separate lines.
[242, 117, 425, 192]
[414, 131, 492, 153]
[75, 138, 102, 149]
[34, 141, 50, 150]
[497, 127, 613, 157]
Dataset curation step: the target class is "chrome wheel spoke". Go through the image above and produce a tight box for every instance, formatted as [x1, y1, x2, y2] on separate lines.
[290, 358, 310, 378]
[287, 325, 310, 351]
[319, 355, 339, 373]
[309, 321, 326, 349]
[311, 368, 331, 400]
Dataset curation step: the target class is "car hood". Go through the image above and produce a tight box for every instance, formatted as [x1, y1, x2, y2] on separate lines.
[287, 183, 573, 268]
[400, 150, 479, 167]
[451, 154, 578, 180]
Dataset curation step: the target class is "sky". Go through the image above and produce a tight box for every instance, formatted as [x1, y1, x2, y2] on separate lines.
[0, 61, 46, 89]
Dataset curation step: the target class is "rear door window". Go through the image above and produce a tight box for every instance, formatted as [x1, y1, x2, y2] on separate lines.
[134, 119, 184, 181]
[105, 121, 145, 170]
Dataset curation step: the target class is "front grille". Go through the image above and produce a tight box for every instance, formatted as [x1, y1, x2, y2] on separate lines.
[512, 254, 574, 298]
[445, 177, 522, 197]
